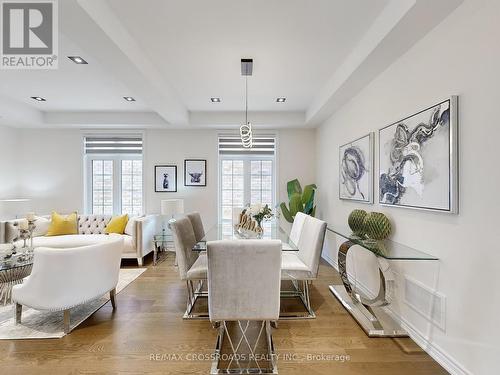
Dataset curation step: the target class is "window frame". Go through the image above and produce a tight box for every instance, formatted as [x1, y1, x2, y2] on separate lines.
[84, 153, 144, 216]
[218, 154, 276, 224]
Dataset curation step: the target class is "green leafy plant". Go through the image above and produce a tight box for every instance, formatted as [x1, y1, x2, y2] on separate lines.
[280, 179, 317, 223]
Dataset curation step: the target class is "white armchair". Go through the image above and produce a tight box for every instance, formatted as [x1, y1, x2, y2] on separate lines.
[12, 238, 123, 333]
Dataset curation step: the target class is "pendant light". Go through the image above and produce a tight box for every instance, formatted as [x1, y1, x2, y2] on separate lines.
[240, 58, 253, 148]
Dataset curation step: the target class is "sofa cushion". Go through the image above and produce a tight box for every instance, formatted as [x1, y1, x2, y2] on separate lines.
[15, 234, 110, 249]
[105, 214, 129, 234]
[46, 212, 78, 236]
[13, 234, 136, 254]
[33, 216, 51, 237]
[78, 215, 112, 235]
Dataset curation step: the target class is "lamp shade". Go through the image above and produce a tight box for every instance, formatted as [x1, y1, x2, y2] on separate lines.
[161, 199, 184, 217]
[0, 199, 31, 219]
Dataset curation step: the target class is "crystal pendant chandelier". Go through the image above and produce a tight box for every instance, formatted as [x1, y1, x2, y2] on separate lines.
[240, 59, 253, 148]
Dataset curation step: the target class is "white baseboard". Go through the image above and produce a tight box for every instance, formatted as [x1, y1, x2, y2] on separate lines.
[321, 253, 470, 375]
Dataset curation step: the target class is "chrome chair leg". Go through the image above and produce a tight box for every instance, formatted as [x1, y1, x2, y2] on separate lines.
[183, 279, 209, 320]
[210, 320, 278, 374]
[279, 279, 316, 319]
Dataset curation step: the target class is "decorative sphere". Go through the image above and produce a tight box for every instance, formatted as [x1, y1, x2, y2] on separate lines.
[348, 209, 367, 236]
[364, 212, 392, 240]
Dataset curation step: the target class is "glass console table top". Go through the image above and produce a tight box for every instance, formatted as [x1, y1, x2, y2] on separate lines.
[328, 226, 438, 260]
[193, 223, 298, 252]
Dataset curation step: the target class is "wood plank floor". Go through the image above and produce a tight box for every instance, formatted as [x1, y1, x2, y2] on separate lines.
[0, 253, 448, 375]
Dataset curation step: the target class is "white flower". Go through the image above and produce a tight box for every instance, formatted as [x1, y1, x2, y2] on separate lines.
[250, 203, 262, 215]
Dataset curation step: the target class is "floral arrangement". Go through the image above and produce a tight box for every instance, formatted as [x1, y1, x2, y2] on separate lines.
[236, 204, 274, 236]
[249, 203, 273, 227]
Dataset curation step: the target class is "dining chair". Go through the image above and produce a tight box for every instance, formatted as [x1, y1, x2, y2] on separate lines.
[207, 239, 281, 374]
[281, 215, 327, 319]
[186, 212, 205, 243]
[289, 211, 308, 247]
[170, 216, 208, 319]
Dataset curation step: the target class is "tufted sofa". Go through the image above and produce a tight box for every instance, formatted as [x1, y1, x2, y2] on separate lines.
[0, 214, 159, 266]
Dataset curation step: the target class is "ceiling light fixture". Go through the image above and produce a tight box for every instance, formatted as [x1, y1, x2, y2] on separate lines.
[30, 96, 46, 102]
[123, 96, 136, 102]
[240, 58, 253, 148]
[210, 97, 221, 103]
[276, 97, 286, 103]
[68, 56, 88, 64]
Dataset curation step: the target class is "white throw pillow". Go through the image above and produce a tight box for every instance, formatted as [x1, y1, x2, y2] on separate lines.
[124, 215, 144, 236]
[33, 216, 51, 237]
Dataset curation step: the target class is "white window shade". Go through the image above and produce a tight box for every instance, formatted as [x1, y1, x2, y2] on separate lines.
[218, 136, 275, 156]
[84, 136, 143, 154]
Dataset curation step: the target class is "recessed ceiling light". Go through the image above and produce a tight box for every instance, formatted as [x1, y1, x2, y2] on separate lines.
[68, 56, 88, 64]
[123, 96, 136, 102]
[276, 97, 286, 103]
[30, 96, 46, 102]
[211, 97, 221, 103]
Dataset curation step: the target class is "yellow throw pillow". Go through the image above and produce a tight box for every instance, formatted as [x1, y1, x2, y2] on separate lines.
[104, 214, 129, 234]
[46, 212, 78, 236]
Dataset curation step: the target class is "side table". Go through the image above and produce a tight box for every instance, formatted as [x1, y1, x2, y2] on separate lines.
[152, 233, 174, 266]
[0, 247, 34, 305]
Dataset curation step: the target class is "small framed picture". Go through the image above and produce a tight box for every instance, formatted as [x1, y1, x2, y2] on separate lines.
[184, 159, 207, 187]
[155, 165, 177, 192]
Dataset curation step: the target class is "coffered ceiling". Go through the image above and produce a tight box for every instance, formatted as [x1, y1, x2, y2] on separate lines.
[0, 0, 463, 129]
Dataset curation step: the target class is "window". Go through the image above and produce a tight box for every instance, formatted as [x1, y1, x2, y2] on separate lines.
[121, 160, 143, 216]
[91, 159, 113, 215]
[218, 136, 276, 227]
[84, 136, 143, 216]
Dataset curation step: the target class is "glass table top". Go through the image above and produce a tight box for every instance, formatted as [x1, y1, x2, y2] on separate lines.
[327, 225, 438, 260]
[1, 246, 34, 272]
[153, 233, 173, 242]
[193, 223, 298, 252]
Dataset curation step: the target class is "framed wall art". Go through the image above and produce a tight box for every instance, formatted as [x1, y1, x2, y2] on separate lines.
[379, 96, 458, 213]
[184, 159, 206, 187]
[339, 132, 374, 203]
[155, 165, 177, 192]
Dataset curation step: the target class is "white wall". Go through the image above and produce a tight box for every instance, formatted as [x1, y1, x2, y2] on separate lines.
[17, 129, 84, 214]
[7, 128, 316, 228]
[0, 125, 19, 199]
[315, 1, 499, 374]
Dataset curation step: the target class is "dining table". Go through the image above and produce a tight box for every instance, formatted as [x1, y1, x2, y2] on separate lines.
[191, 222, 299, 252]
[190, 221, 313, 319]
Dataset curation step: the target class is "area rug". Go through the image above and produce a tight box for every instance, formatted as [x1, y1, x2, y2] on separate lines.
[0, 268, 146, 339]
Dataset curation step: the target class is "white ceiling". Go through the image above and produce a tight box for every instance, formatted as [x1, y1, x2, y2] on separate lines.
[105, 0, 388, 112]
[0, 34, 150, 112]
[0, 0, 463, 129]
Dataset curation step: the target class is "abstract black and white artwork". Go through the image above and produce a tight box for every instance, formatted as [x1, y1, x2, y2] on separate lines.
[379, 97, 458, 213]
[339, 133, 374, 203]
[184, 159, 206, 187]
[155, 165, 177, 192]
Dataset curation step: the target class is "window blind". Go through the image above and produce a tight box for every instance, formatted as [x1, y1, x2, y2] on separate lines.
[84, 136, 143, 154]
[218, 136, 275, 156]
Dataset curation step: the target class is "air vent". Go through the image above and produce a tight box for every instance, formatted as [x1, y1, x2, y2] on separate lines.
[404, 276, 446, 331]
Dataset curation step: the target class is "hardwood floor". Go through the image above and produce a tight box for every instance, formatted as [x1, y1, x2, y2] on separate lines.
[0, 253, 448, 375]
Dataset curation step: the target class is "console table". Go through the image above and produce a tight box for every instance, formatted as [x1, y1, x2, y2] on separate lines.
[328, 226, 438, 338]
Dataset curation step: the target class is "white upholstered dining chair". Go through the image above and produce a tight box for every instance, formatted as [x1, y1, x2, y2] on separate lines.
[281, 215, 327, 318]
[170, 216, 208, 319]
[289, 212, 308, 246]
[207, 239, 281, 374]
[186, 212, 205, 243]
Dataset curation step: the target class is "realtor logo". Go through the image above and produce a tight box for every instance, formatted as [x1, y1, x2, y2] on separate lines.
[1, 0, 58, 69]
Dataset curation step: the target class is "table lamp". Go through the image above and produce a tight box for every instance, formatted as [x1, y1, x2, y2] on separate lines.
[160, 199, 184, 230]
[0, 199, 31, 220]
